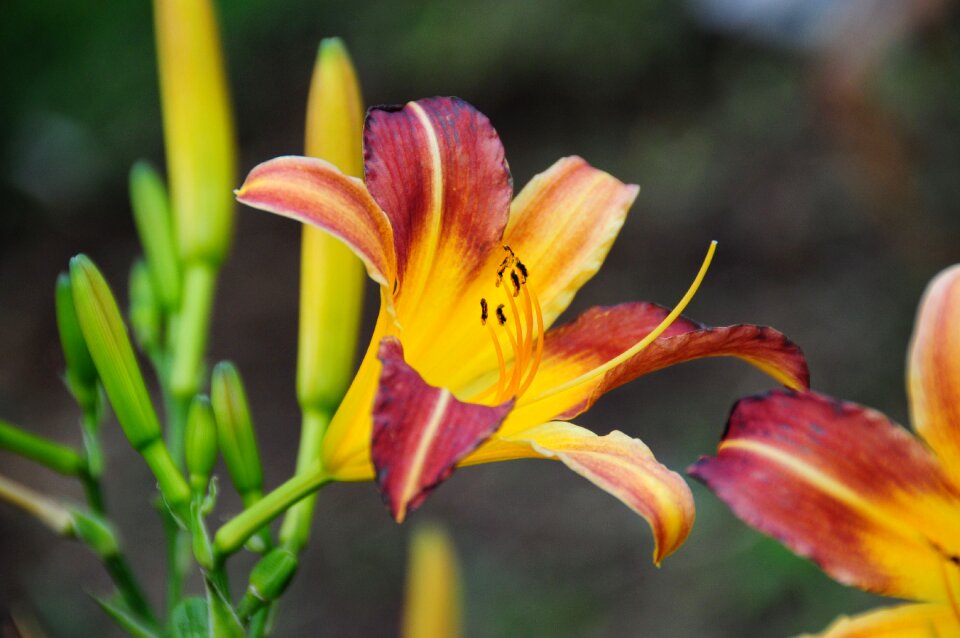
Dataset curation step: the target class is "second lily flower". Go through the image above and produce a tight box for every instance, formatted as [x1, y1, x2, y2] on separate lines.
[237, 97, 809, 563]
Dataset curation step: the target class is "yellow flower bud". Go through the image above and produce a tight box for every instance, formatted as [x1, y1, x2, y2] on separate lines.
[153, 0, 236, 266]
[296, 38, 366, 412]
[402, 524, 463, 638]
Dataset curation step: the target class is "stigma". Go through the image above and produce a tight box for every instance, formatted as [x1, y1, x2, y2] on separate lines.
[474, 247, 545, 404]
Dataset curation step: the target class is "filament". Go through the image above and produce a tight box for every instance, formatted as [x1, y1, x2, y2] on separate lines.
[521, 240, 717, 406]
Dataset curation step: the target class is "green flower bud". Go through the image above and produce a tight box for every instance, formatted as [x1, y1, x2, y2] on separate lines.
[55, 273, 100, 411]
[129, 259, 163, 354]
[70, 508, 120, 558]
[70, 255, 190, 516]
[71, 255, 160, 451]
[211, 361, 263, 500]
[130, 161, 181, 311]
[185, 395, 217, 493]
[237, 548, 298, 619]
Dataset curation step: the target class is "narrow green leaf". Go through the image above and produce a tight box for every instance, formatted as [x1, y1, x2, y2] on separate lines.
[205, 577, 244, 638]
[94, 595, 163, 638]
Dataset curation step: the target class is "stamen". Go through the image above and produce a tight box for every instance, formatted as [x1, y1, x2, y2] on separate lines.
[495, 304, 507, 326]
[484, 324, 508, 401]
[522, 240, 718, 406]
[501, 283, 525, 379]
[510, 271, 521, 297]
[480, 298, 488, 325]
[516, 285, 544, 397]
[515, 260, 528, 283]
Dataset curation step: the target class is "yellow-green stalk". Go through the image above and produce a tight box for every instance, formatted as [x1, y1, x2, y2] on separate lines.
[280, 37, 366, 553]
[69, 255, 190, 520]
[402, 525, 463, 638]
[153, 0, 236, 402]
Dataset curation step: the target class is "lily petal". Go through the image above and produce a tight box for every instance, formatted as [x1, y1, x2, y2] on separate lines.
[504, 302, 809, 432]
[463, 422, 695, 565]
[372, 337, 512, 523]
[236, 156, 396, 286]
[502, 156, 639, 329]
[801, 603, 960, 638]
[908, 264, 960, 485]
[690, 390, 960, 602]
[364, 97, 512, 327]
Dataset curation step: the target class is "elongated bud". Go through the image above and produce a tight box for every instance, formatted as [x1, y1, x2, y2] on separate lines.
[0, 418, 86, 477]
[237, 547, 298, 619]
[56, 273, 100, 411]
[296, 37, 365, 411]
[402, 525, 463, 638]
[71, 256, 161, 450]
[186, 396, 218, 493]
[129, 161, 181, 310]
[70, 255, 190, 515]
[154, 0, 236, 265]
[211, 362, 263, 501]
[129, 259, 163, 354]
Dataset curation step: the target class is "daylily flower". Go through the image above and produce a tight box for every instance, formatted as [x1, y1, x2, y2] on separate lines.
[236, 96, 809, 564]
[690, 265, 960, 636]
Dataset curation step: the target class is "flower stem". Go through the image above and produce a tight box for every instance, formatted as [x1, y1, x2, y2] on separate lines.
[170, 262, 218, 405]
[213, 464, 330, 561]
[278, 407, 330, 552]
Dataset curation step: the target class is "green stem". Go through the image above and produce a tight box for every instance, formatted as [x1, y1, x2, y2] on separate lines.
[104, 553, 156, 622]
[0, 418, 86, 477]
[162, 510, 190, 618]
[170, 262, 217, 402]
[278, 408, 330, 552]
[214, 464, 331, 561]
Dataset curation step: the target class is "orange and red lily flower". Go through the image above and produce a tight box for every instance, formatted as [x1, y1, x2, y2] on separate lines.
[691, 265, 960, 636]
[237, 96, 809, 564]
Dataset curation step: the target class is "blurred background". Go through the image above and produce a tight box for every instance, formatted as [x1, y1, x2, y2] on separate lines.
[2, 0, 959, 635]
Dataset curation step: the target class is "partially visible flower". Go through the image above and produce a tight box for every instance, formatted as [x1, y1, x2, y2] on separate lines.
[691, 265, 960, 636]
[237, 97, 809, 563]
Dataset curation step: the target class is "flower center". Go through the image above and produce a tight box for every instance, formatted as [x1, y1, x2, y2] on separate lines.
[472, 246, 545, 404]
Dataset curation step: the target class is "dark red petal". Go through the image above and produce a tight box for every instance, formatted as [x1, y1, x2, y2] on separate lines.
[518, 302, 809, 422]
[372, 337, 512, 522]
[363, 97, 512, 303]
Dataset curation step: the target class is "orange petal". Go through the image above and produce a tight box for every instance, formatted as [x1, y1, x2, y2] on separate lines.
[690, 390, 960, 602]
[502, 156, 639, 328]
[463, 422, 695, 565]
[802, 603, 960, 638]
[908, 264, 960, 486]
[504, 302, 809, 431]
[236, 155, 396, 287]
[371, 337, 512, 523]
[363, 97, 512, 332]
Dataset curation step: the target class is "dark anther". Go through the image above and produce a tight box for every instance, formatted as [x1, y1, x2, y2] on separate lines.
[503, 245, 515, 257]
[515, 260, 528, 283]
[480, 298, 489, 325]
[510, 270, 521, 297]
[495, 304, 507, 326]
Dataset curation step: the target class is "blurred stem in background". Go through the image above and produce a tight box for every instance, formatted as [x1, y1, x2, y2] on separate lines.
[279, 38, 366, 554]
[402, 524, 463, 638]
